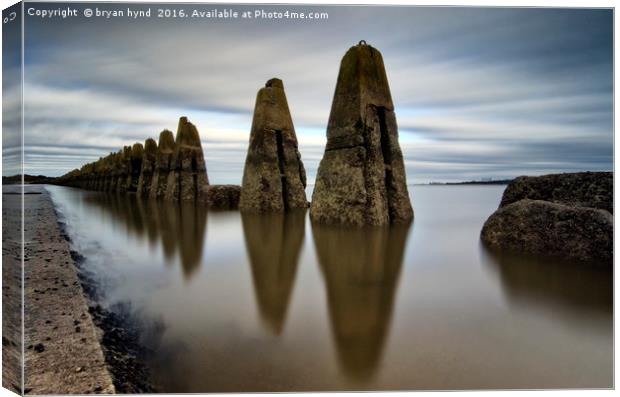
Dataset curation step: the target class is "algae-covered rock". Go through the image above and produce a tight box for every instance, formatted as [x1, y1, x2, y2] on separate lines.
[311, 42, 413, 226]
[239, 79, 307, 212]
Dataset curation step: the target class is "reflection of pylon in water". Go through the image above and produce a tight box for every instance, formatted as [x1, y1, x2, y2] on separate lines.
[241, 210, 305, 334]
[312, 222, 411, 379]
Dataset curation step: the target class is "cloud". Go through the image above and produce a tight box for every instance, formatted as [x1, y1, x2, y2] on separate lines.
[11, 5, 612, 184]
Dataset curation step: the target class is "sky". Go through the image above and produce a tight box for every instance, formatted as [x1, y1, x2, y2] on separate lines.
[3, 3, 614, 184]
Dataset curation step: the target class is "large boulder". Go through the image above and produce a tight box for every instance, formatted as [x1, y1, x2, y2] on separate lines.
[239, 78, 307, 212]
[481, 199, 612, 266]
[500, 172, 612, 214]
[310, 42, 413, 226]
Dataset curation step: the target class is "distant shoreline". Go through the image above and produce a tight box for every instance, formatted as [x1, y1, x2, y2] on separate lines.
[5, 175, 514, 187]
[2, 174, 57, 185]
[418, 180, 513, 186]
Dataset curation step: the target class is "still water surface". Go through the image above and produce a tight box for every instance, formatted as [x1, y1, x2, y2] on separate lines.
[47, 185, 612, 391]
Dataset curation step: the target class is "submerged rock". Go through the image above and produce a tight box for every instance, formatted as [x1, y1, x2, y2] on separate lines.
[500, 172, 613, 214]
[311, 42, 413, 226]
[165, 117, 209, 201]
[481, 199, 612, 266]
[149, 130, 175, 199]
[137, 138, 157, 198]
[203, 185, 241, 210]
[239, 78, 307, 212]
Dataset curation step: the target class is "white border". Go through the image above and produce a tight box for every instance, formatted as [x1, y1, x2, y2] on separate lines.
[0, 1, 616, 397]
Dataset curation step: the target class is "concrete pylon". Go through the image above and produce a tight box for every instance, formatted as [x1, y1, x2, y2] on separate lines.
[126, 143, 144, 193]
[239, 78, 307, 212]
[165, 117, 209, 201]
[149, 129, 175, 199]
[137, 138, 157, 198]
[311, 42, 413, 226]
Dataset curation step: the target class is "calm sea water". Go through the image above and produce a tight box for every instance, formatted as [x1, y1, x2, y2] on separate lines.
[46, 184, 612, 391]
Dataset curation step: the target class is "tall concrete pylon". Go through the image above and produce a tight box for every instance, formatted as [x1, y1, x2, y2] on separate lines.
[240, 78, 307, 212]
[311, 41, 413, 226]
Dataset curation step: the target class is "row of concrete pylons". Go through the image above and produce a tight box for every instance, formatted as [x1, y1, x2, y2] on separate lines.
[55, 117, 221, 201]
[57, 41, 414, 226]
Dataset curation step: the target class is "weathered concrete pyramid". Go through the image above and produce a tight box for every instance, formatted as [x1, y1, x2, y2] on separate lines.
[95, 156, 105, 191]
[149, 129, 175, 199]
[116, 146, 132, 194]
[104, 151, 121, 192]
[239, 78, 307, 212]
[165, 117, 209, 201]
[137, 138, 157, 198]
[89, 159, 99, 190]
[126, 142, 144, 193]
[311, 42, 413, 226]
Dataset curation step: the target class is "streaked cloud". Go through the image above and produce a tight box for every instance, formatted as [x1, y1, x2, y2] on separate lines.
[10, 4, 612, 184]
